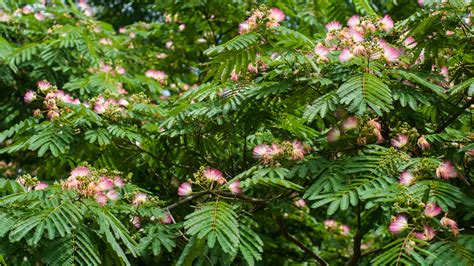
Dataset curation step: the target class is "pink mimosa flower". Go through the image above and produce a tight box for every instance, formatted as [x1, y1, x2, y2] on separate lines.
[291, 140, 306, 160]
[314, 43, 330, 57]
[295, 199, 306, 208]
[325, 21, 342, 31]
[63, 178, 81, 190]
[35, 182, 48, 190]
[106, 190, 120, 201]
[383, 47, 400, 62]
[247, 63, 258, 74]
[339, 49, 354, 62]
[399, 171, 415, 186]
[440, 214, 458, 236]
[132, 192, 148, 206]
[350, 29, 364, 42]
[268, 144, 283, 158]
[160, 211, 174, 224]
[340, 225, 350, 236]
[229, 181, 241, 194]
[424, 203, 441, 218]
[253, 144, 270, 159]
[178, 182, 192, 197]
[379, 15, 394, 32]
[324, 219, 337, 229]
[391, 134, 409, 148]
[117, 99, 129, 106]
[347, 15, 360, 28]
[24, 90, 36, 103]
[70, 166, 90, 178]
[403, 37, 417, 49]
[417, 136, 430, 150]
[353, 45, 366, 56]
[327, 127, 341, 143]
[178, 24, 186, 31]
[97, 177, 114, 191]
[99, 38, 112, 46]
[113, 176, 125, 188]
[341, 116, 358, 131]
[230, 69, 239, 82]
[436, 161, 458, 180]
[165, 41, 173, 49]
[37, 80, 51, 91]
[415, 225, 436, 241]
[203, 168, 223, 182]
[239, 22, 251, 34]
[418, 0, 424, 6]
[131, 216, 141, 228]
[96, 193, 108, 207]
[389, 214, 408, 234]
[268, 8, 285, 22]
[34, 12, 45, 21]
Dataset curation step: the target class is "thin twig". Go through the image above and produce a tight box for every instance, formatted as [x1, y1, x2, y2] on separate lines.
[276, 216, 328, 266]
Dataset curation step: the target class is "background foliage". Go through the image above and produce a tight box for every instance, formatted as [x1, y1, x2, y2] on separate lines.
[0, 0, 473, 265]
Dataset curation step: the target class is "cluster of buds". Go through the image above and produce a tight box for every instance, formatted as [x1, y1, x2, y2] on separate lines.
[88, 62, 126, 76]
[177, 167, 242, 196]
[145, 69, 168, 85]
[323, 219, 351, 236]
[389, 202, 458, 239]
[16, 174, 49, 191]
[314, 15, 407, 64]
[62, 165, 126, 207]
[239, 7, 285, 34]
[253, 140, 308, 164]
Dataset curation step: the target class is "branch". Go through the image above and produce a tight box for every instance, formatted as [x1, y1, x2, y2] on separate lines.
[214, 191, 269, 204]
[346, 204, 363, 266]
[165, 191, 210, 210]
[276, 216, 328, 266]
[435, 98, 473, 133]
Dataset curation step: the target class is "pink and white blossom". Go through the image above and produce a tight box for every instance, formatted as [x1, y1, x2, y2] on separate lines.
[132, 192, 148, 206]
[341, 116, 358, 131]
[268, 8, 285, 22]
[347, 15, 361, 28]
[424, 203, 442, 218]
[113, 176, 125, 188]
[247, 63, 258, 74]
[37, 80, 52, 91]
[325, 21, 342, 31]
[230, 69, 239, 82]
[403, 37, 417, 49]
[203, 168, 223, 182]
[70, 166, 90, 178]
[178, 182, 193, 197]
[391, 134, 409, 148]
[417, 136, 430, 150]
[314, 43, 330, 57]
[295, 199, 306, 208]
[340, 225, 350, 236]
[399, 171, 415, 186]
[436, 161, 458, 180]
[379, 15, 394, 32]
[440, 214, 458, 236]
[383, 46, 400, 62]
[97, 177, 114, 191]
[131, 216, 141, 228]
[290, 140, 306, 160]
[253, 144, 271, 159]
[96, 193, 108, 207]
[24, 90, 36, 103]
[415, 225, 436, 241]
[389, 214, 408, 234]
[327, 127, 341, 143]
[229, 181, 241, 194]
[35, 182, 48, 190]
[324, 219, 337, 229]
[106, 190, 120, 201]
[339, 49, 354, 62]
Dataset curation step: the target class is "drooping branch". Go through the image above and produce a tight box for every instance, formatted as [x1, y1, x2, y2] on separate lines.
[346, 204, 363, 266]
[276, 216, 328, 266]
[435, 98, 473, 133]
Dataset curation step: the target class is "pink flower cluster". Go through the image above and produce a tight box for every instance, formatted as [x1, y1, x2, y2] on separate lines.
[239, 8, 285, 34]
[327, 116, 359, 143]
[25, 80, 130, 119]
[145, 69, 167, 84]
[323, 219, 351, 236]
[315, 15, 407, 64]
[253, 140, 307, 164]
[389, 202, 458, 239]
[62, 166, 126, 207]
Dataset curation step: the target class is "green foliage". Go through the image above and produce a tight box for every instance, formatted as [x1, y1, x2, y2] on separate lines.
[0, 0, 473, 265]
